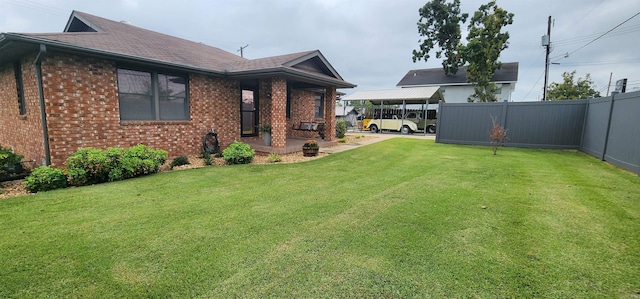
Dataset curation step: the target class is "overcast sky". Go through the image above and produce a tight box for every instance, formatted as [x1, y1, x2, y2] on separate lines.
[2, 0, 639, 101]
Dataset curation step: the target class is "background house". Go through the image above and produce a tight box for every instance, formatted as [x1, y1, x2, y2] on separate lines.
[335, 105, 362, 129]
[396, 62, 518, 103]
[0, 11, 355, 167]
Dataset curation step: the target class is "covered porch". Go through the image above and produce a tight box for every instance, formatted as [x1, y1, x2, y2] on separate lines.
[231, 51, 356, 153]
[246, 136, 337, 155]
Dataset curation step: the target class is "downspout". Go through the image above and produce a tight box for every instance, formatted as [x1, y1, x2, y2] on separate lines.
[34, 44, 51, 166]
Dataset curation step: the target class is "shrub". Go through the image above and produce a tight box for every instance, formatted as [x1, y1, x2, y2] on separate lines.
[267, 153, 282, 163]
[201, 151, 213, 166]
[170, 156, 190, 169]
[65, 148, 108, 186]
[0, 144, 25, 179]
[120, 145, 167, 178]
[24, 166, 67, 192]
[488, 116, 509, 155]
[336, 120, 347, 138]
[222, 141, 255, 165]
[65, 145, 168, 186]
[338, 137, 347, 143]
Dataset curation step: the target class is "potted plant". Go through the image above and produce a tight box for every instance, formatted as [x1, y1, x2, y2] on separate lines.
[302, 139, 319, 157]
[258, 124, 272, 146]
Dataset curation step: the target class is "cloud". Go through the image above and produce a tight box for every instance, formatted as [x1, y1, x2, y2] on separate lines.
[1, 0, 638, 99]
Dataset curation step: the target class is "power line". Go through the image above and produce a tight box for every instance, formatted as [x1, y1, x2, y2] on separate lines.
[552, 24, 640, 47]
[551, 0, 604, 41]
[564, 11, 640, 58]
[558, 58, 640, 66]
[519, 69, 546, 102]
[2, 0, 68, 16]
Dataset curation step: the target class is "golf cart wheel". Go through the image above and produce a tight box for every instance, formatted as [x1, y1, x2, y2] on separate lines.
[369, 124, 378, 133]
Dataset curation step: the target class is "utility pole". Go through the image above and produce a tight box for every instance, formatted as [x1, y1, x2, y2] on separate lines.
[542, 16, 552, 101]
[237, 44, 249, 58]
[606, 72, 613, 96]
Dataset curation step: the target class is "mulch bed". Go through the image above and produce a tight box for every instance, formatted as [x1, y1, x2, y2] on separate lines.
[1, 135, 371, 199]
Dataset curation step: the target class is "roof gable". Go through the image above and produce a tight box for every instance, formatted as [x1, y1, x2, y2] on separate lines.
[64, 11, 102, 32]
[227, 50, 344, 81]
[397, 62, 519, 87]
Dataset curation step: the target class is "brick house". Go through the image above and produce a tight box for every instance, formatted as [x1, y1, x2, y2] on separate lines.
[0, 11, 355, 167]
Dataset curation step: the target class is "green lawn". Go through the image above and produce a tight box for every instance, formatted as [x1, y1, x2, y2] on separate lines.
[1, 139, 639, 297]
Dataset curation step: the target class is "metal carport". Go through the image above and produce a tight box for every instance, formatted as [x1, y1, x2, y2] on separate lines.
[341, 87, 445, 135]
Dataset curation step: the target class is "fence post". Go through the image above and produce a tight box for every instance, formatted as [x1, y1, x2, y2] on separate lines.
[435, 100, 443, 142]
[501, 100, 509, 128]
[579, 99, 590, 150]
[601, 93, 616, 161]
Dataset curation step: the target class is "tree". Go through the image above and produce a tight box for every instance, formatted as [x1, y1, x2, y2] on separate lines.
[546, 71, 601, 100]
[412, 0, 468, 75]
[412, 1, 514, 102]
[461, 1, 514, 102]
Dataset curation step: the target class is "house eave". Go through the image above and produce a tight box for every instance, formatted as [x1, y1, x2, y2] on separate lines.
[228, 67, 356, 89]
[398, 81, 517, 87]
[1, 33, 356, 89]
[0, 33, 227, 76]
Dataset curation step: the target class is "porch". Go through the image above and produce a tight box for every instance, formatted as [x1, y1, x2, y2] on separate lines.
[246, 137, 337, 155]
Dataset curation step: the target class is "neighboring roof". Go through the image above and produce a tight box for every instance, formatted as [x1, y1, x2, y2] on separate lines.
[335, 105, 359, 117]
[342, 87, 444, 105]
[396, 62, 518, 87]
[0, 11, 355, 88]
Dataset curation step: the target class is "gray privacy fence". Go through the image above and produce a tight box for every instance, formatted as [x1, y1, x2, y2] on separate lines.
[435, 90, 640, 175]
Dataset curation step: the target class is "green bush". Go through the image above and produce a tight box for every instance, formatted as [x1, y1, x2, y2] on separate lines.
[336, 120, 347, 138]
[222, 141, 255, 165]
[200, 151, 213, 166]
[170, 156, 190, 169]
[65, 145, 168, 186]
[0, 144, 25, 179]
[24, 166, 67, 192]
[65, 148, 108, 186]
[268, 153, 282, 163]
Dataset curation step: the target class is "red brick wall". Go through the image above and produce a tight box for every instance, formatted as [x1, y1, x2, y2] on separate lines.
[0, 56, 46, 167]
[288, 89, 319, 139]
[1, 51, 337, 167]
[38, 53, 241, 167]
[269, 77, 287, 148]
[324, 87, 337, 141]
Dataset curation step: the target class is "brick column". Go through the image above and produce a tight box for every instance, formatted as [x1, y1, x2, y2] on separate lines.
[270, 77, 287, 148]
[324, 86, 336, 141]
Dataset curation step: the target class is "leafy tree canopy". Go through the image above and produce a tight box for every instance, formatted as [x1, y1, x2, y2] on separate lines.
[547, 71, 601, 100]
[412, 0, 468, 75]
[412, 0, 513, 102]
[462, 1, 513, 102]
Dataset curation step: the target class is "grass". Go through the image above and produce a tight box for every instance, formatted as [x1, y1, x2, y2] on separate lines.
[1, 139, 639, 297]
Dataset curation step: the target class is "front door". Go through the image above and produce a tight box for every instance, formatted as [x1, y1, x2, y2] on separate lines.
[241, 89, 258, 136]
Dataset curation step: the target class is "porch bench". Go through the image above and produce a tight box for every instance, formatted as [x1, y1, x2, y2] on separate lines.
[293, 122, 324, 132]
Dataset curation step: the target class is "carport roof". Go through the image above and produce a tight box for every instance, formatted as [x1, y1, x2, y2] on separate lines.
[342, 87, 444, 104]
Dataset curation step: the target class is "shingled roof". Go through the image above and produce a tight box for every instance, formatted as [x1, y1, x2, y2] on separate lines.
[397, 62, 518, 87]
[0, 11, 354, 88]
